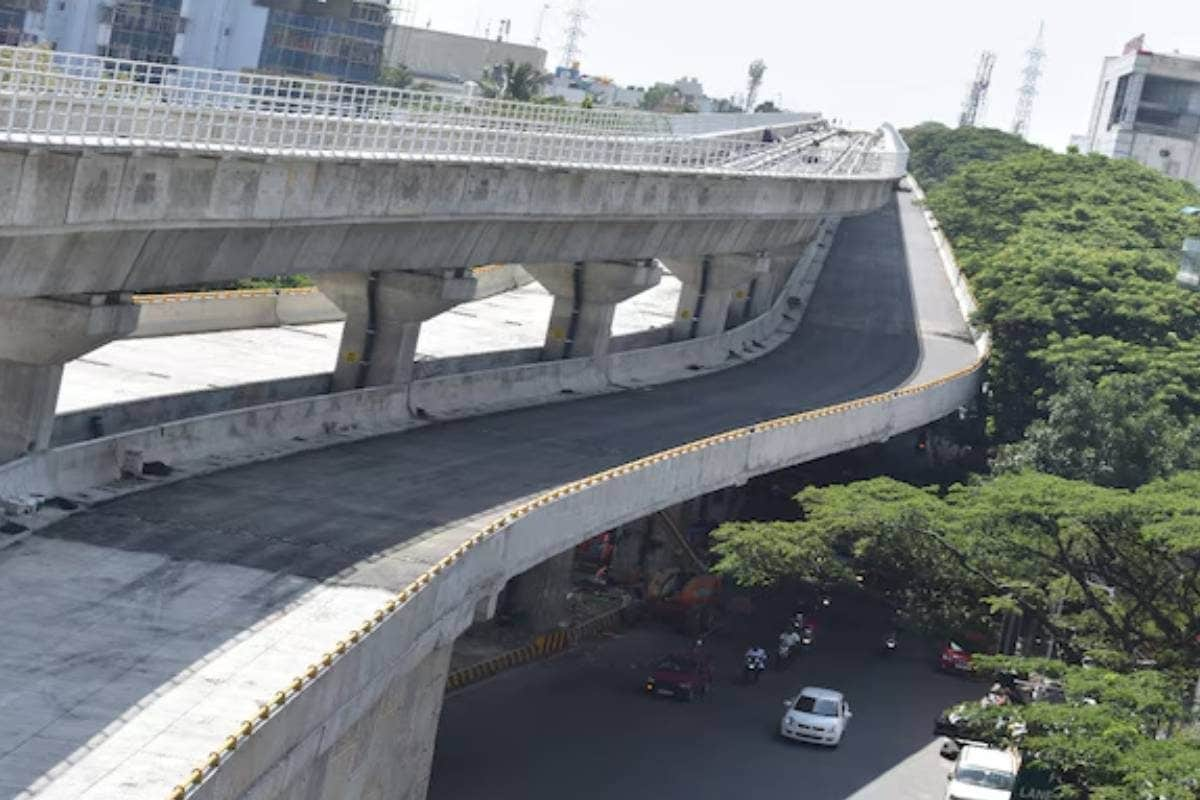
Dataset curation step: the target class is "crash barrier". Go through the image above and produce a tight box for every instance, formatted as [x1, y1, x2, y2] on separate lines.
[445, 602, 634, 692]
[0, 223, 835, 504]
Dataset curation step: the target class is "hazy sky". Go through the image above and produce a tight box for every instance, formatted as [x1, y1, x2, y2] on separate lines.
[397, 0, 1200, 150]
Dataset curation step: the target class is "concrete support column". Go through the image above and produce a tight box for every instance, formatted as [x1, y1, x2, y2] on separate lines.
[525, 260, 661, 359]
[0, 294, 139, 463]
[667, 253, 766, 340]
[317, 269, 476, 392]
[747, 252, 779, 319]
[505, 549, 575, 632]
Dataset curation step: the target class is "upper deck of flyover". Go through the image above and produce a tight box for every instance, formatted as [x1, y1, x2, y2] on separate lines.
[0, 46, 903, 299]
[0, 186, 981, 800]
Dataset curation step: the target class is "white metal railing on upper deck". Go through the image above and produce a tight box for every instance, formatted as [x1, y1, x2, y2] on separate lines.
[0, 46, 907, 180]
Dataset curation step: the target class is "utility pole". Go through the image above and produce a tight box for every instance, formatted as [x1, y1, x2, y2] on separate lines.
[533, 3, 550, 48]
[561, 0, 587, 68]
[1011, 22, 1046, 139]
[959, 50, 997, 128]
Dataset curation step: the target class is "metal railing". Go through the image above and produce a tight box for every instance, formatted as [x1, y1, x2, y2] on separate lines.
[0, 46, 907, 179]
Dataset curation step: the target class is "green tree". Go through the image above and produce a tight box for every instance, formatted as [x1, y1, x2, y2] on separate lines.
[902, 128, 1200, 440]
[479, 61, 547, 102]
[900, 121, 1040, 188]
[994, 368, 1200, 488]
[940, 658, 1199, 799]
[711, 472, 1200, 668]
[640, 82, 681, 112]
[378, 64, 412, 90]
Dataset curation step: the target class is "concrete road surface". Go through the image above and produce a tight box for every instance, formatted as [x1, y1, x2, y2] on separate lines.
[431, 597, 977, 800]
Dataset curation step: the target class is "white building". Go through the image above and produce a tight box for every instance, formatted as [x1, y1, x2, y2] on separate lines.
[383, 24, 546, 92]
[1083, 38, 1200, 185]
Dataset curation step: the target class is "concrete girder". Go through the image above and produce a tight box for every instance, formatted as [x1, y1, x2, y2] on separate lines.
[0, 294, 138, 462]
[317, 270, 477, 392]
[525, 259, 662, 359]
[0, 149, 891, 298]
[667, 253, 770, 340]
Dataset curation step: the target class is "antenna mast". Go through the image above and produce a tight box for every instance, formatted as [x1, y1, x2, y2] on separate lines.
[959, 50, 997, 128]
[561, 0, 587, 68]
[1011, 22, 1046, 139]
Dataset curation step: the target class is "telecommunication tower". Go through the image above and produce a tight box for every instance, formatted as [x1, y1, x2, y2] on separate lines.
[959, 50, 997, 128]
[561, 0, 587, 68]
[1011, 22, 1046, 139]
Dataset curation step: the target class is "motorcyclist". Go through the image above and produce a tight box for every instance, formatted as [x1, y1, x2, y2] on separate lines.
[743, 645, 768, 683]
[778, 629, 802, 667]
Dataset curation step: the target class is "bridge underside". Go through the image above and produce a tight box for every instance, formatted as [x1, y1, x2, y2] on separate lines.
[0, 191, 978, 800]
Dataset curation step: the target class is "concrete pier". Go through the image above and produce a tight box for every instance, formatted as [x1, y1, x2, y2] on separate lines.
[669, 254, 768, 339]
[0, 294, 138, 462]
[317, 270, 476, 391]
[525, 260, 662, 359]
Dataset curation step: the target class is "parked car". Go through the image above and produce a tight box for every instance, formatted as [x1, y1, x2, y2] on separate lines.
[939, 641, 974, 674]
[944, 744, 1020, 800]
[779, 686, 852, 746]
[643, 654, 713, 701]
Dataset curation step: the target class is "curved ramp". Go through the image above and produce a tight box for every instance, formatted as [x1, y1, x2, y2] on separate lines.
[0, 192, 980, 800]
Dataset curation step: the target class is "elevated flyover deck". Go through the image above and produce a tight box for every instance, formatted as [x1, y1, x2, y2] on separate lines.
[0, 190, 981, 800]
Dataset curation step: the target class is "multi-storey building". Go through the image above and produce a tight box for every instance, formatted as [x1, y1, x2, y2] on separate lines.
[1083, 37, 1200, 186]
[10, 0, 389, 82]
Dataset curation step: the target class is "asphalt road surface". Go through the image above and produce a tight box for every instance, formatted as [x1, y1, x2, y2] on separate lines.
[431, 596, 978, 800]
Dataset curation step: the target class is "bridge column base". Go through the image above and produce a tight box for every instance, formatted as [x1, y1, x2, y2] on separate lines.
[504, 549, 575, 632]
[668, 254, 766, 340]
[0, 294, 138, 463]
[318, 270, 476, 392]
[525, 260, 661, 359]
[728, 253, 774, 327]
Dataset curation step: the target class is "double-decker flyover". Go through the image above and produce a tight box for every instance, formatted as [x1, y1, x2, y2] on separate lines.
[0, 46, 982, 800]
[0, 190, 982, 800]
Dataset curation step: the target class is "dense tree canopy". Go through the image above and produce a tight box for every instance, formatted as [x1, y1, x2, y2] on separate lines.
[902, 126, 1200, 442]
[944, 657, 1199, 799]
[712, 473, 1200, 669]
[993, 368, 1200, 488]
[901, 122, 1040, 188]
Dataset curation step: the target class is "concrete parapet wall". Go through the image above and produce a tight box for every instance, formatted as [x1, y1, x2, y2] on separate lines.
[127, 265, 533, 339]
[1, 222, 834, 504]
[131, 289, 343, 339]
[0, 147, 891, 298]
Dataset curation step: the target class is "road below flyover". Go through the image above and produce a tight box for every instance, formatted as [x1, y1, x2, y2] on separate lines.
[431, 594, 977, 800]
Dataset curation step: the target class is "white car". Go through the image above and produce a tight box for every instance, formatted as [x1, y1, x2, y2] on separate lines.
[779, 686, 852, 746]
[944, 744, 1020, 800]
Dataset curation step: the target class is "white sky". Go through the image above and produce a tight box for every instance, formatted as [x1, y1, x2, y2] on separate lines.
[395, 0, 1200, 151]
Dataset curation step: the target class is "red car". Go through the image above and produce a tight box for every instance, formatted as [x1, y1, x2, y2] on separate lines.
[644, 654, 713, 701]
[939, 641, 974, 673]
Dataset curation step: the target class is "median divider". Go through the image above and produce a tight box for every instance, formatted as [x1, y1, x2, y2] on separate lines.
[445, 602, 635, 692]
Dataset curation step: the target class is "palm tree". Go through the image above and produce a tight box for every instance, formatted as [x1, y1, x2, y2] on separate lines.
[480, 61, 548, 102]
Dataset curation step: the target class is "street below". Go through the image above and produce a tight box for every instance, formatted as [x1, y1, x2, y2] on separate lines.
[431, 595, 979, 799]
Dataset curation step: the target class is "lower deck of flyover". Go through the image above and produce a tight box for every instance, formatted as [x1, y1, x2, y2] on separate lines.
[0, 191, 978, 800]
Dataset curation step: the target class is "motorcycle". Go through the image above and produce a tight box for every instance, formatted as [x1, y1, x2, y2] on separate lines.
[882, 632, 898, 656]
[743, 651, 768, 684]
